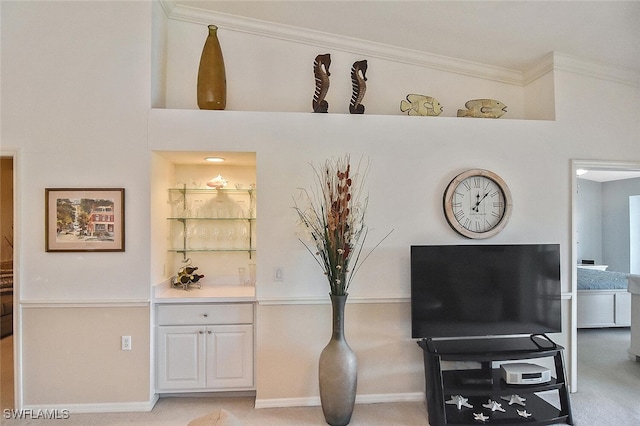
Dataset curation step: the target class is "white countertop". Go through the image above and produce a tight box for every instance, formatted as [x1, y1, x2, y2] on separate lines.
[154, 284, 255, 303]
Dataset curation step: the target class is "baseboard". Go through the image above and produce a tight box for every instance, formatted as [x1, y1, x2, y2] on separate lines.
[254, 392, 424, 409]
[21, 394, 159, 414]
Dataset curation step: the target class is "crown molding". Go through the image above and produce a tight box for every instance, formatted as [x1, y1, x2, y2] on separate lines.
[162, 2, 640, 88]
[523, 52, 640, 88]
[550, 52, 640, 88]
[523, 53, 555, 86]
[158, 0, 175, 17]
[166, 3, 523, 86]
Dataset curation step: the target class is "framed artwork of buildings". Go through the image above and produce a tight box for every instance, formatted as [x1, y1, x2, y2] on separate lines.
[45, 188, 125, 252]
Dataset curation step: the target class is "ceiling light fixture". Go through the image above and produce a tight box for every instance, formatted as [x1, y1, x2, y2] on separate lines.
[205, 157, 225, 163]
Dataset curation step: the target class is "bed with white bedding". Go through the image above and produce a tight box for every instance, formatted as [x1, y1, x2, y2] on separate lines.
[577, 267, 631, 328]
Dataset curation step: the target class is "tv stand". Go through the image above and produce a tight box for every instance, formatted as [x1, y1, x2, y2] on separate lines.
[418, 336, 572, 425]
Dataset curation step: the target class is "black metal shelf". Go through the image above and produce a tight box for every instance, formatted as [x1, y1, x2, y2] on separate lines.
[418, 336, 573, 425]
[442, 369, 564, 396]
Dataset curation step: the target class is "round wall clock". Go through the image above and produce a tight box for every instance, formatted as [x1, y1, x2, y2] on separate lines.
[443, 169, 513, 239]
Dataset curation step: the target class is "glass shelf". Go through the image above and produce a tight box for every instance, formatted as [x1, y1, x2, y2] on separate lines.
[167, 185, 256, 260]
[168, 187, 255, 195]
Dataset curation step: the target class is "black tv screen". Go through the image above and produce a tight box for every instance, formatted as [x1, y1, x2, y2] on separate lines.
[411, 244, 562, 339]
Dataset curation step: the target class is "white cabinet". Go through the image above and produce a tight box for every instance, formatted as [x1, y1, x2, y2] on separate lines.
[157, 325, 206, 390]
[156, 303, 254, 392]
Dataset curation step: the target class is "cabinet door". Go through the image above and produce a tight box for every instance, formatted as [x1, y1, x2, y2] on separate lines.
[206, 324, 254, 389]
[157, 326, 206, 390]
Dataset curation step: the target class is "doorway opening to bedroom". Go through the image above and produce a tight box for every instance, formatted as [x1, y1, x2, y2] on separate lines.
[572, 160, 640, 393]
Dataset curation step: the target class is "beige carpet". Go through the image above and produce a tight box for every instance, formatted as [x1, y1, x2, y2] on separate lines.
[1, 329, 639, 425]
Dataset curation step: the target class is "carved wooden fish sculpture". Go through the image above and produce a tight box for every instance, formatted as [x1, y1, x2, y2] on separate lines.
[349, 60, 368, 114]
[400, 94, 443, 116]
[313, 53, 331, 113]
[457, 99, 507, 118]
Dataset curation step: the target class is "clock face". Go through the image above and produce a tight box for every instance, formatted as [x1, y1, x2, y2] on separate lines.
[443, 169, 512, 239]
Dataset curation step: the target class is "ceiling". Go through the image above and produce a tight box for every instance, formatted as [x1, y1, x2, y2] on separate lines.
[173, 1, 640, 74]
[156, 151, 257, 166]
[578, 170, 640, 183]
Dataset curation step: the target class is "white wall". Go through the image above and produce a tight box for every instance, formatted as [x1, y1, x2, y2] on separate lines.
[577, 178, 603, 264]
[602, 178, 640, 273]
[2, 0, 154, 409]
[2, 0, 640, 412]
[2, 0, 152, 302]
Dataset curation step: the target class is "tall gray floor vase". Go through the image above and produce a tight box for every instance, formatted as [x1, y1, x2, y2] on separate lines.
[319, 294, 358, 426]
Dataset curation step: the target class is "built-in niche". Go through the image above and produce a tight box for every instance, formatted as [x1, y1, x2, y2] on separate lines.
[151, 151, 257, 287]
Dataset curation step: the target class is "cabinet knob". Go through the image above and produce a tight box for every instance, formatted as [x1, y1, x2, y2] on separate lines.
[199, 330, 204, 334]
[203, 313, 208, 317]
[207, 330, 212, 334]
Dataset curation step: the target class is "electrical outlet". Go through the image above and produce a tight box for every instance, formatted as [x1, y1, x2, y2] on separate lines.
[121, 336, 132, 351]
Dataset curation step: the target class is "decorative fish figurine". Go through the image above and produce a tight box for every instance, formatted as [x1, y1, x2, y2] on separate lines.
[313, 53, 331, 113]
[400, 94, 443, 116]
[349, 60, 367, 114]
[457, 99, 507, 118]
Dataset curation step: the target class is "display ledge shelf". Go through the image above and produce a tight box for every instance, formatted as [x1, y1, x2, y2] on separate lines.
[148, 109, 558, 154]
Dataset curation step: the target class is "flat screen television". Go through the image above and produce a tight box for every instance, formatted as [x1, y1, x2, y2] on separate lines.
[411, 244, 562, 339]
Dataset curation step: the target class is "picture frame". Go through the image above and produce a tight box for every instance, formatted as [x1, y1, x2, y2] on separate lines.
[45, 188, 125, 252]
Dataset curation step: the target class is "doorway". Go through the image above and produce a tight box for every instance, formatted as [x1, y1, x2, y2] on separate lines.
[0, 155, 14, 410]
[571, 159, 640, 392]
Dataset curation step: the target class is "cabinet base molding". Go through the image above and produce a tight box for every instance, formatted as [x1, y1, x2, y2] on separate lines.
[157, 390, 256, 398]
[22, 395, 159, 414]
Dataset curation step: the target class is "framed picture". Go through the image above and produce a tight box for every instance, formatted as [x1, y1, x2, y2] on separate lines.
[45, 188, 125, 252]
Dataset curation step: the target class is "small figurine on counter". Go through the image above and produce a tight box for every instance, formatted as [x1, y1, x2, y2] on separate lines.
[457, 99, 507, 118]
[400, 94, 443, 116]
[349, 60, 368, 114]
[173, 258, 204, 290]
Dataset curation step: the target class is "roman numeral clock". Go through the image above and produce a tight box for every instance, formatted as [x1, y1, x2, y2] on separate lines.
[443, 169, 513, 239]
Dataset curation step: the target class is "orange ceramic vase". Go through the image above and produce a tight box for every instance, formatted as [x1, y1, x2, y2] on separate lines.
[197, 25, 226, 110]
